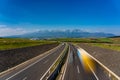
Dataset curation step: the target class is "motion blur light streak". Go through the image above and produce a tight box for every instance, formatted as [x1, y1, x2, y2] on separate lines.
[77, 49, 96, 73]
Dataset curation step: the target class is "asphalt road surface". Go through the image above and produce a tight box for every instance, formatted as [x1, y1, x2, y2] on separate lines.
[63, 44, 110, 80]
[78, 43, 120, 77]
[0, 44, 65, 80]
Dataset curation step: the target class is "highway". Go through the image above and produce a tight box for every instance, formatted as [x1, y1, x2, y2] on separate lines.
[0, 43, 116, 80]
[0, 44, 66, 80]
[63, 44, 111, 80]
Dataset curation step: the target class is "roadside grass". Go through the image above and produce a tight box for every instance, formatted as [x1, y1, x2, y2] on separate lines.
[86, 38, 120, 51]
[110, 38, 120, 44]
[90, 43, 120, 51]
[50, 37, 120, 51]
[0, 38, 57, 50]
[1, 37, 119, 51]
[50, 38, 113, 43]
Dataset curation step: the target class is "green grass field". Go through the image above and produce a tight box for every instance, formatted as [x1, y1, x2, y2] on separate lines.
[50, 38, 113, 43]
[0, 38, 57, 50]
[50, 37, 120, 51]
[1, 37, 120, 51]
[89, 38, 120, 51]
[90, 43, 120, 51]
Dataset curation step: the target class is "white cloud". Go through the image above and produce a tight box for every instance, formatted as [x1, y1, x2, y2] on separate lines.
[0, 25, 33, 37]
[0, 25, 7, 28]
[0, 25, 119, 37]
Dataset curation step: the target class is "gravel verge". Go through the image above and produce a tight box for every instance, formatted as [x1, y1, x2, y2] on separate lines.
[0, 43, 59, 72]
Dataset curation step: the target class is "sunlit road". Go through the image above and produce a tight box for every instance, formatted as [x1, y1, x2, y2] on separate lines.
[63, 44, 110, 80]
[0, 44, 65, 80]
[0, 43, 113, 80]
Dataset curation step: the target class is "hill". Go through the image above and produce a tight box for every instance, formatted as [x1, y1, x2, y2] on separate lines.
[7, 29, 115, 39]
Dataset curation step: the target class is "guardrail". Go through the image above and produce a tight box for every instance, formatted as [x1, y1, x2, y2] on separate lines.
[76, 45, 120, 80]
[40, 43, 69, 80]
[58, 44, 70, 80]
[0, 44, 62, 77]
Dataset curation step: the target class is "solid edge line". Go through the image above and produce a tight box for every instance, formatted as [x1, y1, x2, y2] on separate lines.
[0, 44, 61, 78]
[40, 43, 68, 80]
[76, 45, 120, 80]
[5, 44, 61, 80]
[87, 63, 99, 80]
[61, 46, 70, 80]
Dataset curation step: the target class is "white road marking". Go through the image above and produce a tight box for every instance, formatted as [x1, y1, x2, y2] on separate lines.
[40, 44, 67, 80]
[77, 48, 120, 80]
[61, 47, 70, 80]
[43, 60, 49, 64]
[22, 77, 27, 80]
[69, 52, 73, 63]
[87, 63, 99, 80]
[77, 65, 80, 73]
[5, 50, 56, 80]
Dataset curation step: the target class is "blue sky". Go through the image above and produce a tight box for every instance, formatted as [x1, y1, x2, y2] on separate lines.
[0, 0, 120, 36]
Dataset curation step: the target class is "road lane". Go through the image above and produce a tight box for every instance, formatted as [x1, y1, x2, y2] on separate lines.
[63, 44, 84, 80]
[78, 43, 120, 78]
[63, 44, 110, 80]
[0, 44, 66, 80]
[78, 47, 111, 80]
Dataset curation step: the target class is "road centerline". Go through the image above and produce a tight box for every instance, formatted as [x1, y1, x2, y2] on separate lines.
[5, 47, 59, 80]
[43, 60, 49, 64]
[77, 65, 80, 74]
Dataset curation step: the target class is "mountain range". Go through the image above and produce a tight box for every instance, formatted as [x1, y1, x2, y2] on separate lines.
[7, 29, 115, 39]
